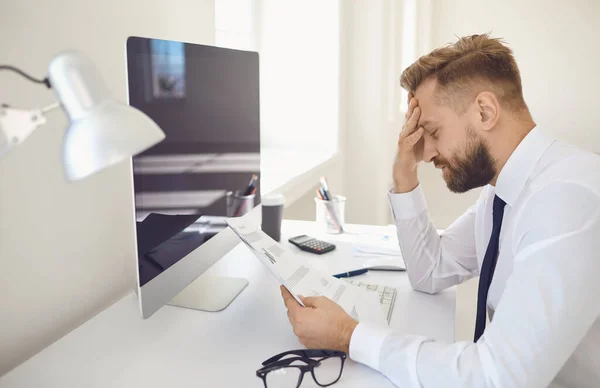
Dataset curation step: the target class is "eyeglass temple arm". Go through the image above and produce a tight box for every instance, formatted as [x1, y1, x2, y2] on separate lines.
[262, 349, 345, 366]
[257, 357, 320, 375]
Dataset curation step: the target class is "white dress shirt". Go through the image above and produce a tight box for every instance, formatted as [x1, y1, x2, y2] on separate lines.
[349, 128, 600, 388]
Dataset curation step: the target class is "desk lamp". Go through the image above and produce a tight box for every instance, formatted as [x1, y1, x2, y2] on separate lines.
[0, 52, 165, 180]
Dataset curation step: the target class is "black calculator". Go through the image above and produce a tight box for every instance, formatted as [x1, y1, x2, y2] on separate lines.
[288, 235, 336, 255]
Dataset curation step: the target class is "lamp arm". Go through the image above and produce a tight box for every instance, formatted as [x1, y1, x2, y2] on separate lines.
[0, 102, 61, 158]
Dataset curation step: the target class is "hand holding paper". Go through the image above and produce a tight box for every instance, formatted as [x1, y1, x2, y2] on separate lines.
[225, 216, 387, 327]
[281, 286, 358, 353]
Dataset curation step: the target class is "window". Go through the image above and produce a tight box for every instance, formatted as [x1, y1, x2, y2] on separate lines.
[150, 40, 186, 99]
[258, 1, 339, 155]
[216, 0, 341, 194]
[215, 0, 256, 51]
[216, 0, 340, 154]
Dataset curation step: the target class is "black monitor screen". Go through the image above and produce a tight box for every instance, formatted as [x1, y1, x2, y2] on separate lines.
[127, 37, 260, 286]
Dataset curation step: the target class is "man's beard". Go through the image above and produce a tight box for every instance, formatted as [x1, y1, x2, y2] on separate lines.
[437, 126, 497, 193]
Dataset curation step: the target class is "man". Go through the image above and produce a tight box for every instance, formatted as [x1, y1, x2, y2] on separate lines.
[281, 34, 600, 387]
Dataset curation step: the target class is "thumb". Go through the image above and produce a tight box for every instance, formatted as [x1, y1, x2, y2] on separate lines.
[299, 295, 321, 308]
[407, 127, 425, 146]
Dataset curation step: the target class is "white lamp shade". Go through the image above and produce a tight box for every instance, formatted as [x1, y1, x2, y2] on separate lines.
[62, 100, 165, 180]
[48, 51, 165, 180]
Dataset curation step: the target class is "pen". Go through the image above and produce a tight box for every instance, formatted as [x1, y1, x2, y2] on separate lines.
[366, 267, 406, 272]
[320, 176, 332, 199]
[316, 188, 325, 201]
[243, 174, 258, 196]
[318, 186, 330, 201]
[319, 187, 330, 201]
[234, 174, 258, 216]
[317, 177, 344, 233]
[315, 189, 341, 231]
[333, 268, 368, 278]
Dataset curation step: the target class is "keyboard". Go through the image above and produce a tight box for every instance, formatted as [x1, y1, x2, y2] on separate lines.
[343, 279, 397, 324]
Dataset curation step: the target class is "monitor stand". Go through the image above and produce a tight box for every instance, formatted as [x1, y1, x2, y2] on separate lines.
[168, 275, 248, 312]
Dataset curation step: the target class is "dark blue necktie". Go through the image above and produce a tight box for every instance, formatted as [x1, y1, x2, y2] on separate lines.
[474, 194, 506, 342]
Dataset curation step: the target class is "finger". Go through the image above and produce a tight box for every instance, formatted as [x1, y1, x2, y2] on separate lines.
[407, 127, 425, 146]
[401, 107, 421, 139]
[285, 299, 303, 318]
[283, 292, 299, 309]
[299, 296, 322, 308]
[281, 293, 291, 306]
[281, 286, 294, 301]
[303, 339, 320, 350]
[287, 303, 305, 323]
[408, 92, 414, 105]
[405, 98, 417, 120]
[297, 337, 312, 348]
[284, 294, 300, 308]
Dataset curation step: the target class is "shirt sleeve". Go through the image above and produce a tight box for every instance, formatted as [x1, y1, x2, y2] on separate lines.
[388, 185, 482, 294]
[353, 182, 600, 388]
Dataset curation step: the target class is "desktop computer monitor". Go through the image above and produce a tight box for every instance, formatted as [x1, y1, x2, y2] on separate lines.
[126, 36, 260, 318]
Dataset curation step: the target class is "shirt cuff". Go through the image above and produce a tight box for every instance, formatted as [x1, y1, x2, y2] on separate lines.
[349, 322, 391, 371]
[379, 334, 430, 387]
[387, 184, 428, 221]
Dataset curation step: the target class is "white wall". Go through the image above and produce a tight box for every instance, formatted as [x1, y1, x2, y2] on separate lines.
[432, 0, 600, 148]
[0, 0, 214, 376]
[416, 0, 600, 228]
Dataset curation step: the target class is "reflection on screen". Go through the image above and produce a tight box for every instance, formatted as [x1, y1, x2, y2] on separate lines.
[127, 37, 260, 286]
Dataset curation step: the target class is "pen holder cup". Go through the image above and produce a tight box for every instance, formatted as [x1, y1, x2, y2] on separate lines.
[315, 195, 346, 234]
[226, 191, 256, 217]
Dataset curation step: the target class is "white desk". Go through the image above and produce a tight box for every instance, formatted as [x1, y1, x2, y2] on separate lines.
[0, 220, 455, 388]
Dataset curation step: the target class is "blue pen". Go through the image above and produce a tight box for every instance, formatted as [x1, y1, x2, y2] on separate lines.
[319, 187, 330, 201]
[333, 268, 368, 278]
[320, 176, 333, 200]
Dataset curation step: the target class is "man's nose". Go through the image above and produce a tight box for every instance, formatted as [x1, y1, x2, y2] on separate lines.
[422, 137, 439, 163]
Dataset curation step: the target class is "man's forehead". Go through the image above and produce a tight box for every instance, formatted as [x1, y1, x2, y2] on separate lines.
[414, 77, 437, 96]
[413, 78, 439, 127]
[413, 78, 438, 106]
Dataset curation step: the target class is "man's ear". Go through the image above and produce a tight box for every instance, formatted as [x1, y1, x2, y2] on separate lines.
[475, 91, 500, 131]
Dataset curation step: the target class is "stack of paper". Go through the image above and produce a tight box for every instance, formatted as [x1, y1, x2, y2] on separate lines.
[353, 243, 402, 258]
[226, 217, 388, 327]
[351, 233, 402, 258]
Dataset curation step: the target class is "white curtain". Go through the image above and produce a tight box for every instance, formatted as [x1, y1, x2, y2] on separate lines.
[257, 0, 340, 154]
[339, 0, 432, 225]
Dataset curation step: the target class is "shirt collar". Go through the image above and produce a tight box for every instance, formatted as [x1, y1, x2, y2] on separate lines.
[494, 127, 555, 207]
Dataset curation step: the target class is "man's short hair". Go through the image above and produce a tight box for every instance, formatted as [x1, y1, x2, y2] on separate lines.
[400, 33, 527, 113]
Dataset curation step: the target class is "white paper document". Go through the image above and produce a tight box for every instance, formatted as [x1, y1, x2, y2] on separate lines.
[226, 217, 387, 327]
[351, 233, 404, 258]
